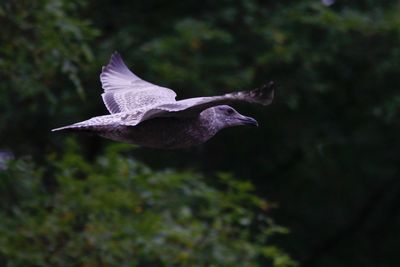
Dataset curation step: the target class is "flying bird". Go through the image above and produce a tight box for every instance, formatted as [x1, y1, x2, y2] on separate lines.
[52, 52, 275, 149]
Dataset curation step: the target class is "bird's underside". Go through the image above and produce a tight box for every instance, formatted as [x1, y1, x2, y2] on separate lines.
[52, 51, 275, 149]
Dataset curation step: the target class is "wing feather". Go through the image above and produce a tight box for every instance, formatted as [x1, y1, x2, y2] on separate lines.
[100, 52, 177, 114]
[121, 82, 275, 126]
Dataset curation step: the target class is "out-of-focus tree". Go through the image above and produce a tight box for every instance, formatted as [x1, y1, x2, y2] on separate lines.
[0, 142, 296, 267]
[0, 0, 98, 155]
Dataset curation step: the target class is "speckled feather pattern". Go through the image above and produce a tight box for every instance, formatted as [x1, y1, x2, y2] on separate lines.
[52, 52, 274, 149]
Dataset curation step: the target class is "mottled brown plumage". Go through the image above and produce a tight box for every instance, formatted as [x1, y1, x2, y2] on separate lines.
[52, 52, 274, 149]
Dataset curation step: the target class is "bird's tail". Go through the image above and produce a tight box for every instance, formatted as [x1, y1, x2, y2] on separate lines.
[51, 123, 95, 132]
[52, 114, 123, 133]
[52, 125, 71, 132]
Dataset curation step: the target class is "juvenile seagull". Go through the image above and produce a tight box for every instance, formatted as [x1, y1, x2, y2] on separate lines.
[53, 52, 274, 149]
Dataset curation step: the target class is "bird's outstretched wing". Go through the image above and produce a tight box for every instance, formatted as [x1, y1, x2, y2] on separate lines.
[121, 82, 275, 126]
[100, 52, 177, 113]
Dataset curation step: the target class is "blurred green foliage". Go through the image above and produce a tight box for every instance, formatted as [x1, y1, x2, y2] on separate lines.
[1, 0, 400, 266]
[0, 0, 98, 154]
[0, 142, 295, 267]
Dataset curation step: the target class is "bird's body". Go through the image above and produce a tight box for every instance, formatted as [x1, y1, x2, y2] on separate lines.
[53, 52, 274, 149]
[62, 109, 217, 149]
[101, 115, 214, 149]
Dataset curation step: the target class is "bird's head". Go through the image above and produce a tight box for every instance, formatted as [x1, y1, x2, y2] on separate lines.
[213, 105, 258, 128]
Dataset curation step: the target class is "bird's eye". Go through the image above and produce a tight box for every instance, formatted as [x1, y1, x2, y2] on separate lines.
[226, 109, 234, 115]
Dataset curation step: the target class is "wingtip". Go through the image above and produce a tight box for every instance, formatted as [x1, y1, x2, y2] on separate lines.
[262, 81, 275, 93]
[108, 51, 130, 71]
[264, 83, 275, 105]
[252, 81, 275, 106]
[111, 51, 122, 61]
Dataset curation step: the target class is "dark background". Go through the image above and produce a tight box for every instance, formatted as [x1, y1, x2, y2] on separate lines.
[1, 0, 399, 266]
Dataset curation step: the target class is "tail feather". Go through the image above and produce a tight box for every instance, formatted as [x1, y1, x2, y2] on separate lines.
[51, 123, 93, 132]
[52, 114, 124, 133]
[52, 125, 70, 132]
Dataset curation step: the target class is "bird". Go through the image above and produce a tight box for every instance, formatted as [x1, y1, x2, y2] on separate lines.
[52, 52, 275, 149]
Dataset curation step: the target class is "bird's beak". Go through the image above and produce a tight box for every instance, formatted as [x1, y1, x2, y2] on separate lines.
[239, 116, 259, 127]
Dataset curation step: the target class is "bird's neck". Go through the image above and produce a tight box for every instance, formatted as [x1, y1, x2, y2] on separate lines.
[199, 108, 224, 134]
